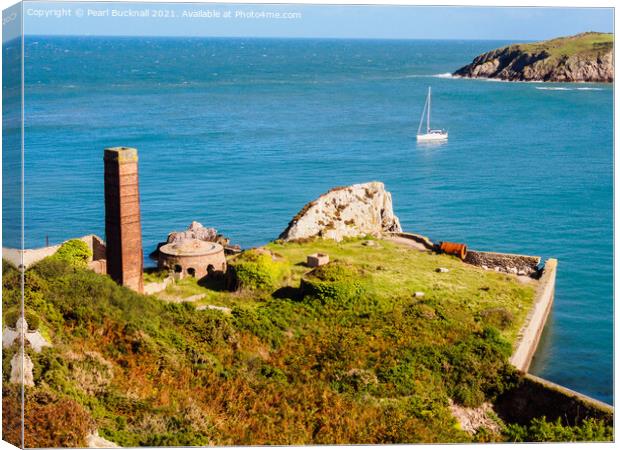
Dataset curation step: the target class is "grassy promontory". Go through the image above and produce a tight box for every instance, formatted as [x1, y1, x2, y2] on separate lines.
[2, 237, 612, 446]
[454, 32, 613, 82]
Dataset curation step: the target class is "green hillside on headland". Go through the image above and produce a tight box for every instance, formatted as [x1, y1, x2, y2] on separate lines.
[2, 237, 612, 446]
[454, 32, 614, 82]
[514, 32, 613, 58]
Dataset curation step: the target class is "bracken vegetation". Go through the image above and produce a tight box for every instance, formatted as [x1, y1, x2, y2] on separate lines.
[1, 237, 611, 446]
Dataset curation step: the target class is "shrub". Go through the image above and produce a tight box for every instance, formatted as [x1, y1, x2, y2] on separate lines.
[418, 328, 517, 408]
[478, 307, 514, 330]
[504, 417, 613, 442]
[229, 250, 289, 291]
[300, 261, 365, 307]
[22, 390, 94, 448]
[3, 308, 40, 330]
[232, 306, 283, 347]
[53, 240, 92, 267]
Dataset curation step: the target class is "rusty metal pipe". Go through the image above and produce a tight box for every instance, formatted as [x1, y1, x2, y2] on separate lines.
[440, 242, 467, 260]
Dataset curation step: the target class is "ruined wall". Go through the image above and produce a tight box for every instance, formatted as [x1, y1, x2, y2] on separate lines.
[143, 276, 174, 296]
[495, 374, 613, 426]
[389, 232, 435, 250]
[2, 234, 106, 269]
[464, 250, 541, 276]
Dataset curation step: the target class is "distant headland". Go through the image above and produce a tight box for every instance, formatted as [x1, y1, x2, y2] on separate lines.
[453, 32, 613, 83]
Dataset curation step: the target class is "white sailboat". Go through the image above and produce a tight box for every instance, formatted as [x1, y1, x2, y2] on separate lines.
[416, 87, 448, 142]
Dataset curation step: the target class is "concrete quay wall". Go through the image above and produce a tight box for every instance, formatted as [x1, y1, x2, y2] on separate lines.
[510, 258, 557, 372]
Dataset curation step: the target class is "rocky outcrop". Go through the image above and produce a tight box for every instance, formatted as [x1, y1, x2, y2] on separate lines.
[6, 318, 51, 387]
[453, 32, 613, 82]
[279, 182, 402, 242]
[151, 221, 239, 259]
[86, 431, 120, 448]
[3, 317, 51, 352]
[166, 221, 227, 245]
[449, 400, 501, 434]
[10, 353, 34, 386]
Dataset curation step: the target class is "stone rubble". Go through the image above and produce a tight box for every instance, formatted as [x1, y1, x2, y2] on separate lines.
[449, 399, 501, 435]
[10, 352, 34, 387]
[86, 431, 121, 448]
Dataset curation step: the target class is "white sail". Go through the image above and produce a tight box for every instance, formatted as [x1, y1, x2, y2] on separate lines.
[416, 86, 447, 142]
[417, 91, 428, 135]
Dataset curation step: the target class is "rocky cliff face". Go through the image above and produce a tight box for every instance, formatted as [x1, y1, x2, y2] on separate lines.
[279, 182, 402, 242]
[167, 221, 221, 244]
[453, 33, 613, 83]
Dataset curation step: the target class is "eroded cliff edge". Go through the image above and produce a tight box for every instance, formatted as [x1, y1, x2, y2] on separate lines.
[453, 32, 613, 83]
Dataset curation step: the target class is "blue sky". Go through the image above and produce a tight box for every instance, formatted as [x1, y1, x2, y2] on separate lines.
[19, 1, 614, 40]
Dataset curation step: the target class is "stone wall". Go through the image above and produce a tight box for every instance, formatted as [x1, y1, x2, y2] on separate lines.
[158, 251, 227, 280]
[2, 234, 106, 269]
[464, 250, 541, 276]
[389, 232, 435, 250]
[86, 235, 106, 261]
[143, 276, 174, 295]
[501, 258, 615, 422]
[510, 259, 556, 372]
[495, 374, 613, 426]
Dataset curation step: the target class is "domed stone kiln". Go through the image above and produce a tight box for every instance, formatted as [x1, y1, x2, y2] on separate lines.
[158, 239, 226, 279]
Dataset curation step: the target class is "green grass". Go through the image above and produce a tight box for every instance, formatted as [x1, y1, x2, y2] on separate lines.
[3, 238, 546, 447]
[266, 237, 535, 344]
[514, 32, 613, 60]
[143, 269, 169, 284]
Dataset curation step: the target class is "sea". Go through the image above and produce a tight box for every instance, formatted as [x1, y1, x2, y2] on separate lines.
[9, 37, 616, 404]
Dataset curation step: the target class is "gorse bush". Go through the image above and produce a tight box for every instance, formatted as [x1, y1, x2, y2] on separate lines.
[504, 417, 613, 442]
[300, 261, 365, 307]
[52, 239, 92, 267]
[3, 308, 40, 330]
[2, 238, 590, 447]
[229, 250, 290, 291]
[478, 307, 514, 330]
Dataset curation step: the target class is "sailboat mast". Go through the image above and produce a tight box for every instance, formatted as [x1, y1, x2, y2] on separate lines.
[417, 93, 428, 135]
[427, 87, 431, 133]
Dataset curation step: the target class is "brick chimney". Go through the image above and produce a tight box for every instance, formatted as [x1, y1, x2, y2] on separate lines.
[104, 147, 144, 293]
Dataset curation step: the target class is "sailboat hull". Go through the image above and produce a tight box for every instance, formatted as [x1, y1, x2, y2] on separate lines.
[416, 131, 448, 142]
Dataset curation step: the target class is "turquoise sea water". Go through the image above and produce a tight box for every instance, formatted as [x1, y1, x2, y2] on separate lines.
[16, 37, 613, 404]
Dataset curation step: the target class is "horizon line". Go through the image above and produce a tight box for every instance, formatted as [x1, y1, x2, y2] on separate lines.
[15, 31, 614, 42]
